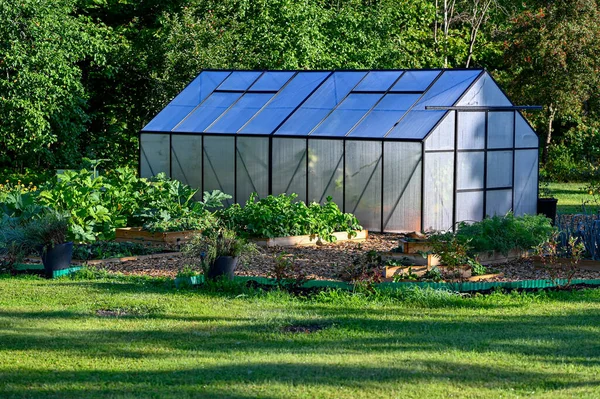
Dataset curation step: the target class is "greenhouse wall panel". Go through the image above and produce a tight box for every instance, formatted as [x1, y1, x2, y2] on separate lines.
[487, 151, 513, 188]
[308, 139, 344, 205]
[345, 140, 382, 232]
[424, 112, 455, 151]
[486, 189, 513, 217]
[487, 112, 514, 149]
[515, 113, 539, 148]
[203, 136, 235, 206]
[383, 142, 422, 232]
[236, 137, 269, 202]
[514, 149, 538, 215]
[140, 133, 169, 178]
[171, 135, 203, 199]
[456, 152, 485, 190]
[457, 73, 512, 107]
[456, 191, 484, 223]
[423, 152, 454, 231]
[272, 138, 307, 202]
[457, 112, 486, 149]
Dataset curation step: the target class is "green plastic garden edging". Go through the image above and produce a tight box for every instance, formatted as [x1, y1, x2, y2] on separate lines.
[174, 275, 600, 292]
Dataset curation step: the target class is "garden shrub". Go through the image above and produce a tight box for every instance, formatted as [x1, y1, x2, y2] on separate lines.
[456, 213, 554, 255]
[220, 193, 362, 241]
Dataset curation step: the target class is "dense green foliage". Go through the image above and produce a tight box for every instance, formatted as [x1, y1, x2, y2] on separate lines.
[456, 213, 554, 255]
[2, 275, 600, 397]
[221, 193, 362, 241]
[2, 0, 599, 181]
[0, 168, 227, 242]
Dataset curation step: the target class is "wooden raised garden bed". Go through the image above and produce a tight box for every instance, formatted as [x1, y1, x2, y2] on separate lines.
[73, 251, 181, 266]
[532, 256, 600, 271]
[384, 264, 471, 279]
[252, 230, 368, 248]
[115, 227, 201, 245]
[384, 247, 530, 267]
[397, 238, 433, 254]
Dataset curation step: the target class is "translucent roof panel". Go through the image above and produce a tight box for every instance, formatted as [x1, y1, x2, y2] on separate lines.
[387, 70, 482, 139]
[205, 93, 273, 133]
[390, 70, 440, 92]
[348, 93, 421, 138]
[216, 71, 262, 91]
[143, 71, 230, 131]
[144, 69, 490, 138]
[276, 71, 367, 136]
[353, 71, 403, 92]
[311, 93, 382, 137]
[248, 71, 295, 91]
[174, 92, 242, 132]
[240, 72, 330, 134]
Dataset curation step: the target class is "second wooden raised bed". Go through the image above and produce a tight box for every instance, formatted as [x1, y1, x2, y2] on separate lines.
[115, 227, 201, 246]
[252, 230, 368, 248]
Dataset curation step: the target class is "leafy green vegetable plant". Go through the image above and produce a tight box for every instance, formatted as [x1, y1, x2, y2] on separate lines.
[221, 193, 361, 241]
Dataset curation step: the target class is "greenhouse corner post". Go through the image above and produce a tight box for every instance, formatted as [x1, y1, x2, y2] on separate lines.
[421, 141, 425, 232]
[452, 110, 459, 232]
[512, 111, 516, 212]
[380, 140, 384, 233]
[482, 110, 488, 220]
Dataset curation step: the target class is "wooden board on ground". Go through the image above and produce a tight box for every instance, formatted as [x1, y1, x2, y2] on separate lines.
[252, 230, 368, 248]
[115, 227, 201, 245]
[384, 264, 471, 279]
[397, 239, 432, 254]
[467, 272, 504, 282]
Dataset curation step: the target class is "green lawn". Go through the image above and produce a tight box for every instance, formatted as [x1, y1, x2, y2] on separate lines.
[545, 182, 599, 214]
[1, 274, 600, 398]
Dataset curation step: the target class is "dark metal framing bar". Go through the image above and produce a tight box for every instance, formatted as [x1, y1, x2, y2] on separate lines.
[233, 135, 238, 203]
[380, 141, 385, 232]
[305, 139, 309, 202]
[426, 105, 543, 111]
[342, 140, 346, 213]
[512, 111, 516, 212]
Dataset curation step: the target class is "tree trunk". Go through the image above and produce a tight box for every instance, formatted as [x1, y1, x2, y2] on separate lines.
[542, 104, 556, 165]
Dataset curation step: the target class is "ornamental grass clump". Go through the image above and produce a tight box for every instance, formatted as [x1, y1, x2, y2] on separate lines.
[456, 213, 554, 256]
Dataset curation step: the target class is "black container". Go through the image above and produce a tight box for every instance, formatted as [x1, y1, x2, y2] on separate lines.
[537, 198, 558, 224]
[40, 242, 74, 278]
[207, 256, 239, 281]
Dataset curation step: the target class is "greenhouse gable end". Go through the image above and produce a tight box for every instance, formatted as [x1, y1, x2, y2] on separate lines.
[140, 69, 539, 233]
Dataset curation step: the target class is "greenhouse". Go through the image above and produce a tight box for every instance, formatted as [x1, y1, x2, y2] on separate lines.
[140, 69, 539, 233]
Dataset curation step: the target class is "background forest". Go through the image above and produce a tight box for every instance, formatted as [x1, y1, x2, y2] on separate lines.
[1, 0, 599, 182]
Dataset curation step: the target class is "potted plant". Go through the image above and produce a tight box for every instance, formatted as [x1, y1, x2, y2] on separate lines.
[538, 175, 558, 223]
[2, 210, 72, 277]
[184, 227, 258, 281]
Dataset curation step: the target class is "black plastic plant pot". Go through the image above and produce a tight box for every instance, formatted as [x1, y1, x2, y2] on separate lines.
[40, 242, 74, 278]
[207, 256, 239, 281]
[537, 198, 558, 224]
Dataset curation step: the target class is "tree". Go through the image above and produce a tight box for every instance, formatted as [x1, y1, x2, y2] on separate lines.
[503, 0, 600, 164]
[0, 0, 114, 169]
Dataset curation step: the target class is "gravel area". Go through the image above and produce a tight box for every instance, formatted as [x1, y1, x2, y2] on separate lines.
[87, 233, 600, 282]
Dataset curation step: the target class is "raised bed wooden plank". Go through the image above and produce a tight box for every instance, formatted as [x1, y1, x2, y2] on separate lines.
[384, 264, 471, 279]
[115, 227, 201, 245]
[467, 272, 504, 282]
[476, 249, 531, 266]
[75, 251, 182, 265]
[252, 230, 368, 248]
[381, 252, 440, 267]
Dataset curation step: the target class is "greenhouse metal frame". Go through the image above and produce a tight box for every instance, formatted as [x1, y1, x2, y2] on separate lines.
[140, 69, 540, 233]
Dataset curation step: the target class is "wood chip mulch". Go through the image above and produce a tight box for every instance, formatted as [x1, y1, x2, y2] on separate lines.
[88, 233, 600, 283]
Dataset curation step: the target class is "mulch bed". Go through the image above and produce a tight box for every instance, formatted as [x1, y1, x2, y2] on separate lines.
[87, 233, 600, 283]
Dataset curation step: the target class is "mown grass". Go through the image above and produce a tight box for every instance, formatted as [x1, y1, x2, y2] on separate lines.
[1, 273, 600, 398]
[545, 182, 600, 214]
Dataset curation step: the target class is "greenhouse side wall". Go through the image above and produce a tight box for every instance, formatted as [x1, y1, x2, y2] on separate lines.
[140, 133, 429, 233]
